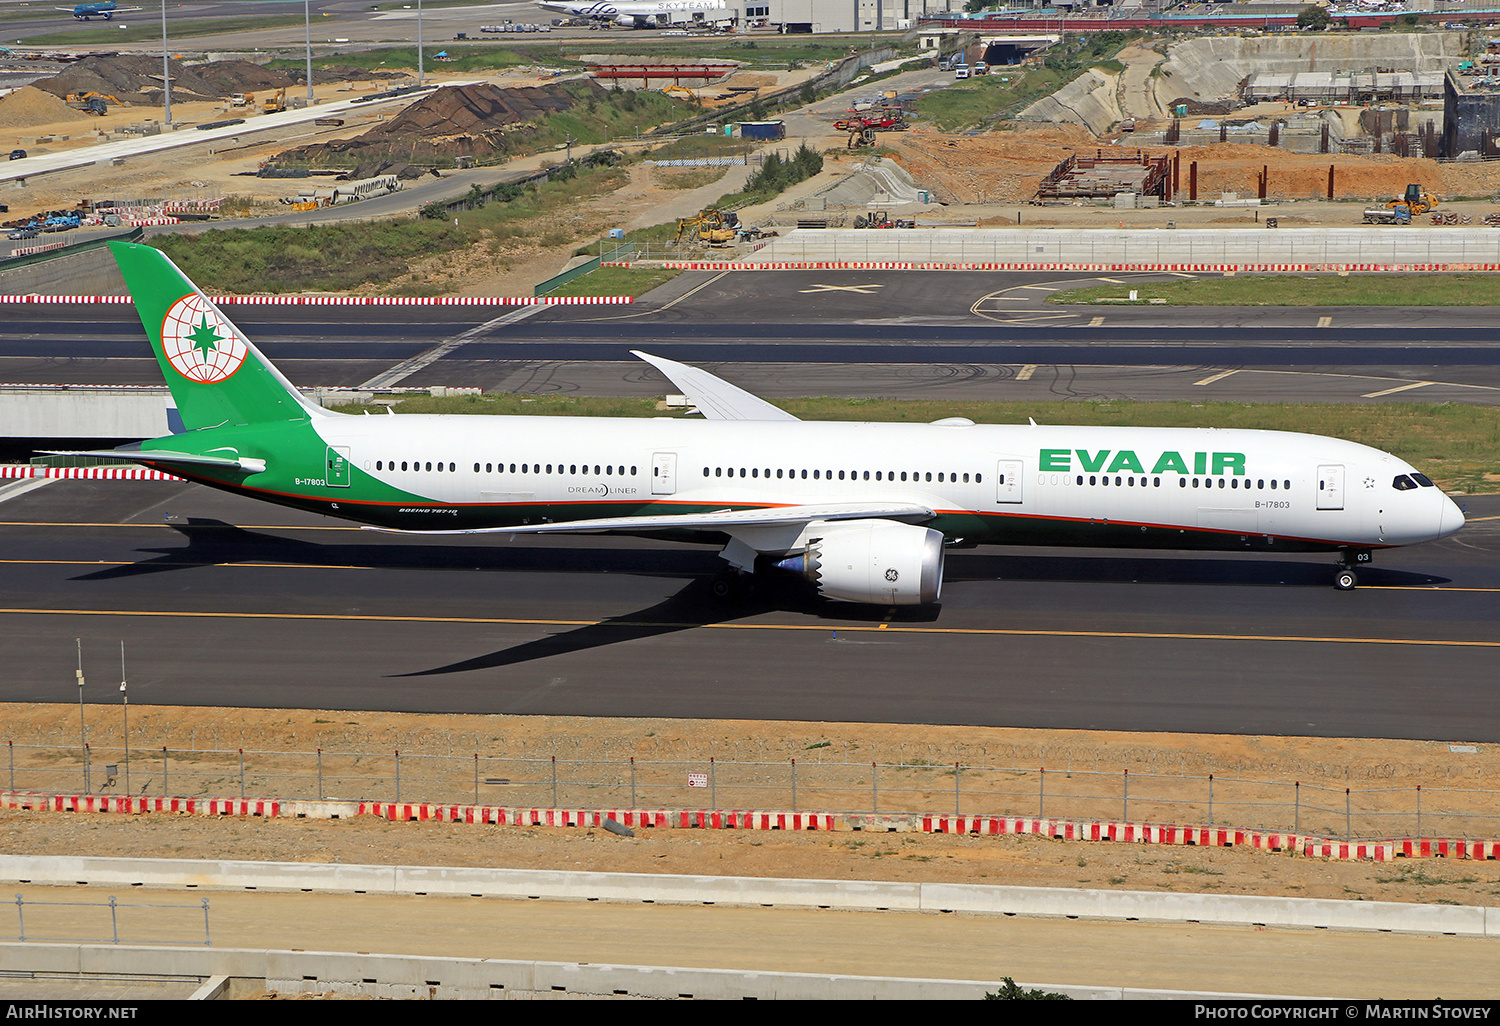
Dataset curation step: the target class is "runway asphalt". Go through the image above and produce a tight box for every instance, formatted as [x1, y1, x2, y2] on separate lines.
[4, 270, 1500, 740]
[2, 479, 1497, 742]
[8, 269, 1500, 402]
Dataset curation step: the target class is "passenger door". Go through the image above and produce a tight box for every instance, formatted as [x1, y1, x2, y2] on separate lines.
[652, 452, 677, 496]
[1316, 464, 1344, 510]
[326, 446, 350, 488]
[995, 459, 1023, 504]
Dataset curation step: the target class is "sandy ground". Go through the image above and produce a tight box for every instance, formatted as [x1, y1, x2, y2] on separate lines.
[4, 703, 1499, 909]
[13, 65, 1499, 293]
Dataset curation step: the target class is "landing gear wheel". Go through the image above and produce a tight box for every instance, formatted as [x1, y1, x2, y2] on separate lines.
[1334, 568, 1358, 591]
[710, 570, 755, 601]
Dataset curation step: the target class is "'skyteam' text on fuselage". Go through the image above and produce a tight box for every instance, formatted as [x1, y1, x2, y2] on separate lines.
[534, 0, 730, 27]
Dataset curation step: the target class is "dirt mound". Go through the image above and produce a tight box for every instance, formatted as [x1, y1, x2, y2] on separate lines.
[371, 82, 587, 139]
[1170, 97, 1235, 116]
[276, 82, 600, 167]
[33, 55, 295, 104]
[0, 85, 92, 129]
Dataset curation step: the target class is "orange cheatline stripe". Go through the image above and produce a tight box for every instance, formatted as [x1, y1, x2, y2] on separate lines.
[0, 607, 1495, 649]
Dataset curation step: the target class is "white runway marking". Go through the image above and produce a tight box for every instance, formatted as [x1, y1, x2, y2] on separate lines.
[1362, 381, 1434, 398]
[798, 284, 885, 294]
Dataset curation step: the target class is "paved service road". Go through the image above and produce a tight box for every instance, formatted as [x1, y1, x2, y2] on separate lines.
[1, 482, 1497, 741]
[2, 883, 1495, 999]
[7, 291, 1500, 402]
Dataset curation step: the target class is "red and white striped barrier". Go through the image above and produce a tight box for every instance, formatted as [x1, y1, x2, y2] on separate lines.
[1303, 841, 1394, 862]
[603, 260, 1500, 274]
[0, 294, 634, 306]
[10, 242, 70, 257]
[1, 465, 184, 481]
[4, 792, 1491, 863]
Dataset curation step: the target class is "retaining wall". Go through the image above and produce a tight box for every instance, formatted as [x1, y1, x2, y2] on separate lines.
[0, 941, 1190, 1000]
[3, 854, 1496, 936]
[732, 227, 1500, 270]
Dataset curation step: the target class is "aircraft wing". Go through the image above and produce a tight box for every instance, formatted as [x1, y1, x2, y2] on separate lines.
[632, 350, 799, 422]
[43, 447, 266, 473]
[369, 501, 935, 536]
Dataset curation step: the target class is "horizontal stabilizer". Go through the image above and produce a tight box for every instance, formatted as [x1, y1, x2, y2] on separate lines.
[43, 448, 266, 474]
[367, 501, 934, 537]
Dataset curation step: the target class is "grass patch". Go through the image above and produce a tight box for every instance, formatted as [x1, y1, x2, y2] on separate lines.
[151, 219, 469, 294]
[915, 69, 1065, 133]
[651, 165, 730, 191]
[1049, 274, 1500, 307]
[544, 265, 683, 298]
[21, 15, 311, 46]
[156, 159, 633, 294]
[267, 45, 562, 77]
[915, 30, 1142, 132]
[330, 396, 1500, 494]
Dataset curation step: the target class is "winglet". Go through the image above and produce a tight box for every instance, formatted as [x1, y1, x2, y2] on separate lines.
[632, 350, 799, 422]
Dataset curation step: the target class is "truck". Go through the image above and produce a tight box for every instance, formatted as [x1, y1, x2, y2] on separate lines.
[738, 120, 786, 141]
[1363, 205, 1411, 225]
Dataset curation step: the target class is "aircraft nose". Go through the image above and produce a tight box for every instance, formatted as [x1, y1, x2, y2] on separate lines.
[1438, 494, 1465, 540]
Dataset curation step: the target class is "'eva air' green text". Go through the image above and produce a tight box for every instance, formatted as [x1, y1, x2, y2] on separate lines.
[1039, 449, 1246, 476]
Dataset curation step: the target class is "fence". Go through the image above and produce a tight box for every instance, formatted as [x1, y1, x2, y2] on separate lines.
[725, 227, 1500, 269]
[1, 893, 211, 947]
[6, 741, 1496, 843]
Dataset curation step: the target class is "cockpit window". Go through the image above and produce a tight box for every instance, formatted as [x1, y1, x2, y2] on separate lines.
[1392, 475, 1418, 491]
[1410, 472, 1435, 488]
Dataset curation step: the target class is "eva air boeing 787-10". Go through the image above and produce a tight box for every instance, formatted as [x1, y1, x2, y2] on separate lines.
[65, 242, 1465, 605]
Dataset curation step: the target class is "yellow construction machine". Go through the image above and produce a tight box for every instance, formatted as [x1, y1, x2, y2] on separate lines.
[1387, 183, 1438, 215]
[262, 89, 287, 114]
[675, 207, 739, 245]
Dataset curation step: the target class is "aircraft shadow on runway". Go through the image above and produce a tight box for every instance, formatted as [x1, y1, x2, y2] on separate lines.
[68, 517, 717, 582]
[74, 519, 1451, 594]
[395, 575, 938, 678]
[943, 550, 1451, 588]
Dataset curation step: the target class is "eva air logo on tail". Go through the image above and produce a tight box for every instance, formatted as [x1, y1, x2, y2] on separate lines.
[160, 294, 247, 384]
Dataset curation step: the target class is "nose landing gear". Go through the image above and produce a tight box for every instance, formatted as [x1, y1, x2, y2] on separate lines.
[1334, 548, 1372, 590]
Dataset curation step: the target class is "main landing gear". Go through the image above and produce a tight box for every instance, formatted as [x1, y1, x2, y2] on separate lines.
[1334, 548, 1373, 591]
[710, 568, 757, 601]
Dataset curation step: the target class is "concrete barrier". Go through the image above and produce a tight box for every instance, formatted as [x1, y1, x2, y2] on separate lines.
[2, 855, 1494, 937]
[0, 941, 1235, 1000]
[732, 227, 1500, 272]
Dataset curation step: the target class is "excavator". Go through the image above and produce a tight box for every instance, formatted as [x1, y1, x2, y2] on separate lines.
[675, 207, 738, 246]
[262, 89, 287, 114]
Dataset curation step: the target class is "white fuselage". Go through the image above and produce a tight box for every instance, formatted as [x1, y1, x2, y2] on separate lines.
[305, 415, 1462, 552]
[535, 0, 730, 24]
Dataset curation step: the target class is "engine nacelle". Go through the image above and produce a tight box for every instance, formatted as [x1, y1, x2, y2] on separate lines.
[616, 14, 644, 26]
[776, 521, 944, 605]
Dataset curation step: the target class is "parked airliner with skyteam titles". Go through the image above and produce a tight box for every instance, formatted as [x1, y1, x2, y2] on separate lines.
[77, 243, 1464, 606]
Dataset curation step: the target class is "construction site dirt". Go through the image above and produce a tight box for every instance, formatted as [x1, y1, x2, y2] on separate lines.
[273, 82, 606, 168]
[3, 703, 1500, 911]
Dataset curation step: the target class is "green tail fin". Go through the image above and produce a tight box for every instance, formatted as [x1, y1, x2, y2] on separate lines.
[110, 241, 318, 431]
